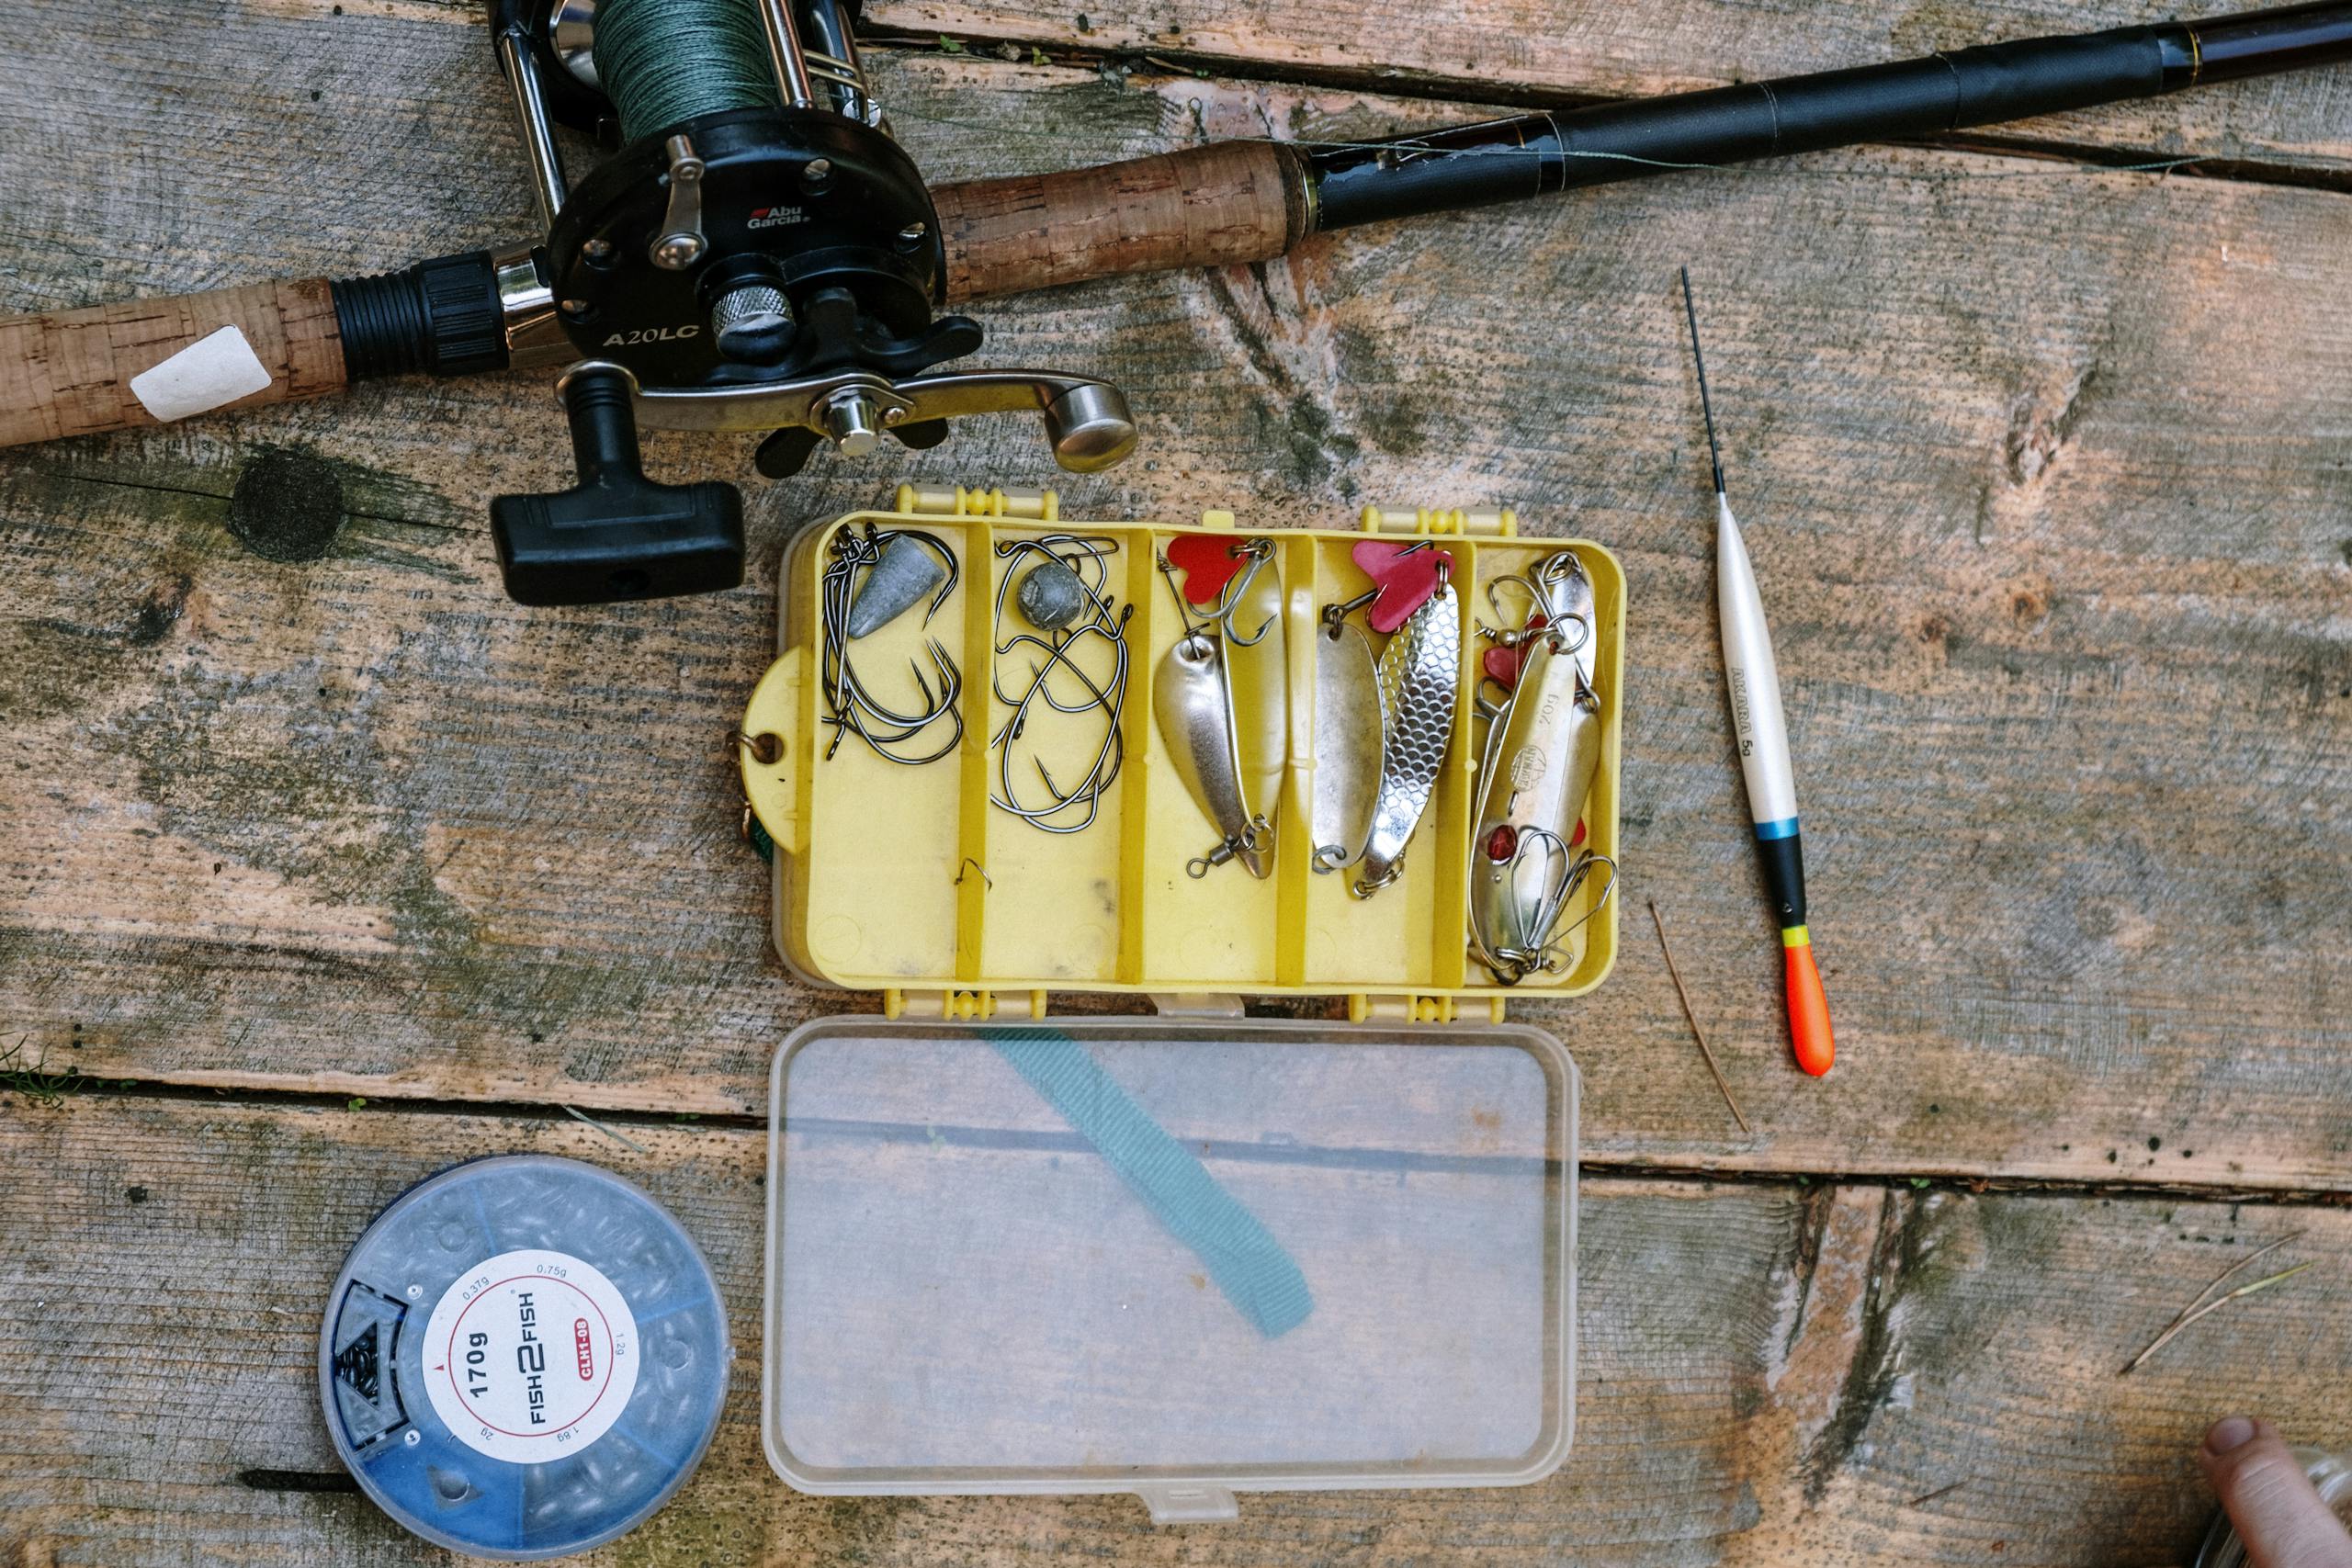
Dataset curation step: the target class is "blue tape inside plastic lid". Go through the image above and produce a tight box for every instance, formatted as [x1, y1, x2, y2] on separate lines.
[319, 1154, 729, 1560]
[989, 1028, 1314, 1337]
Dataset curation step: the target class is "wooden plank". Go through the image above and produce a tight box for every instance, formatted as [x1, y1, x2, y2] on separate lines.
[865, 0, 2352, 175]
[0, 0, 537, 313]
[2, 31, 2349, 1187]
[1, 1095, 2347, 1564]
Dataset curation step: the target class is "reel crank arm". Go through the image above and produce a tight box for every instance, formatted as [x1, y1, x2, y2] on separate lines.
[622, 365, 1137, 473]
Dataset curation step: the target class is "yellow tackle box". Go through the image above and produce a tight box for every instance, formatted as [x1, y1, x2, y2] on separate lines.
[736, 483, 1625, 1020]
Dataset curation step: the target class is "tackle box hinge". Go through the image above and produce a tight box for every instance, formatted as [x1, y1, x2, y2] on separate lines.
[1349, 994, 1508, 1024]
[892, 481, 1059, 522]
[1359, 504, 1518, 537]
[1197, 508, 1237, 531]
[882, 988, 1047, 1021]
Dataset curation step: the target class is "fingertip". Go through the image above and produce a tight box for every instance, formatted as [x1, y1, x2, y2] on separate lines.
[2202, 1421, 2352, 1568]
[2208, 1416, 2259, 1456]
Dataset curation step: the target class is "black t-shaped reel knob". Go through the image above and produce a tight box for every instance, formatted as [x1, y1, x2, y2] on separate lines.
[490, 365, 746, 606]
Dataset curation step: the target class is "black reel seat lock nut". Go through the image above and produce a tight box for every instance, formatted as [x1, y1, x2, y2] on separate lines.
[490, 365, 746, 605]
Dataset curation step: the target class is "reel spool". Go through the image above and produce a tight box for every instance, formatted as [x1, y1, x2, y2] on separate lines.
[469, 0, 1136, 604]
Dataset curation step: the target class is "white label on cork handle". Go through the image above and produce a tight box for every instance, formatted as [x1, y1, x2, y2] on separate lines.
[129, 324, 273, 423]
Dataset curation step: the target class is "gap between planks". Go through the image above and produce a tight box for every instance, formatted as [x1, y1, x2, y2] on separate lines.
[16, 1079, 2352, 1211]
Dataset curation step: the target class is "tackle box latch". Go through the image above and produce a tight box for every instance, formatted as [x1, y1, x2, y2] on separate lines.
[885, 988, 1048, 1021]
[738, 647, 807, 853]
[1133, 1483, 1240, 1525]
[1148, 993, 1247, 1018]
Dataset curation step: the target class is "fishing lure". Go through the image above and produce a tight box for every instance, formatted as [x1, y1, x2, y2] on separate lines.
[1309, 617, 1382, 872]
[1222, 547, 1288, 850]
[1157, 540, 1286, 874]
[1353, 564, 1459, 898]
[1155, 631, 1267, 878]
[1468, 551, 1615, 982]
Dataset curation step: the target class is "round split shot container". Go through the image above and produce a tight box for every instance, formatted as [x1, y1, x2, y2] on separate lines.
[320, 1155, 730, 1559]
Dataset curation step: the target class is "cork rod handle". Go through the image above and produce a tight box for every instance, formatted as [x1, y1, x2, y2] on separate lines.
[935, 141, 1312, 301]
[0, 278, 347, 450]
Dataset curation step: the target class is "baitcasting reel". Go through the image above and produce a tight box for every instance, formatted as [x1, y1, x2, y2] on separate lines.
[337, 0, 1136, 606]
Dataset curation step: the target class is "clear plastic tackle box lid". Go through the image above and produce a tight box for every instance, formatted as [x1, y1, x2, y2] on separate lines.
[762, 1017, 1577, 1523]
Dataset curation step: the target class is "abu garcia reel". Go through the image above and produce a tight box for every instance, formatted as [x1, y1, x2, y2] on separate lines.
[333, 0, 1136, 606]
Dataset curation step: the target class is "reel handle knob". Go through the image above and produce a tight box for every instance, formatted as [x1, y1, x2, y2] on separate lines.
[490, 363, 746, 605]
[820, 389, 884, 457]
[1042, 381, 1138, 473]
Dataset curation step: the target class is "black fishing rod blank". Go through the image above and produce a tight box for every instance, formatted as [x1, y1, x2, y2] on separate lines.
[1305, 1, 2352, 229]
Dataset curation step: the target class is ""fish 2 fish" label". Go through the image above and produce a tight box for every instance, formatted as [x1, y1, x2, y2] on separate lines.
[423, 1248, 639, 1464]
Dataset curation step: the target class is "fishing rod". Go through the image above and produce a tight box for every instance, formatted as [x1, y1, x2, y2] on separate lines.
[2, 0, 2346, 605]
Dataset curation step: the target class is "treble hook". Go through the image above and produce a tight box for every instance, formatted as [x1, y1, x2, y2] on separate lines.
[1321, 585, 1379, 637]
[1185, 814, 1270, 879]
[1212, 539, 1279, 647]
[1156, 552, 1214, 647]
[1483, 571, 1537, 634]
[1162, 539, 1278, 647]
[1475, 829, 1618, 984]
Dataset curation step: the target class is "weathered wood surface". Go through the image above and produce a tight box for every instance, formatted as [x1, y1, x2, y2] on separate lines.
[1, 1096, 2347, 1567]
[6, 4, 2350, 1562]
[865, 0, 2352, 175]
[4, 6, 2347, 1190]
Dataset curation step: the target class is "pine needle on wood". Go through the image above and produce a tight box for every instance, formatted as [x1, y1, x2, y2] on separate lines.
[2121, 1235, 2314, 1374]
[1649, 899, 1751, 1134]
[561, 1102, 650, 1156]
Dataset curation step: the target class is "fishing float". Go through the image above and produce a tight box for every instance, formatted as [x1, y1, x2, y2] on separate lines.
[1679, 268, 1835, 1077]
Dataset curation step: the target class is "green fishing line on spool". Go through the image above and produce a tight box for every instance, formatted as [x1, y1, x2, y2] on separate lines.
[596, 0, 782, 145]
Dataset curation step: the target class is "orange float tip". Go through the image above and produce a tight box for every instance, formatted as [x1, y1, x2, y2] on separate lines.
[1781, 927, 1835, 1077]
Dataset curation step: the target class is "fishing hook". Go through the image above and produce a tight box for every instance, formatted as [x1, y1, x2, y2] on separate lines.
[988, 536, 1132, 829]
[819, 526, 967, 764]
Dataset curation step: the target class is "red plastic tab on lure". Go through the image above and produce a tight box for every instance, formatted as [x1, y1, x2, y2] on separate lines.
[1165, 534, 1250, 605]
[1352, 541, 1453, 635]
[1480, 614, 1548, 688]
